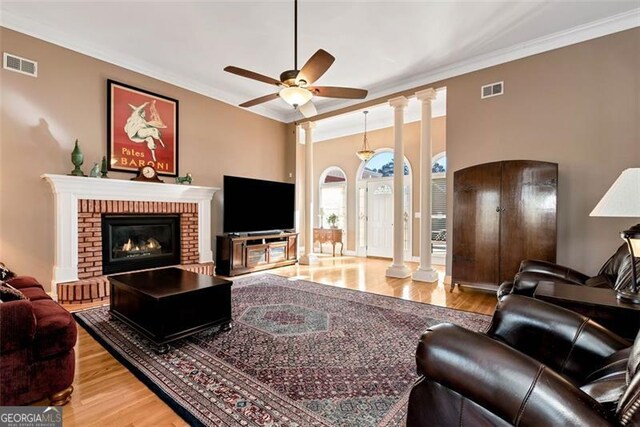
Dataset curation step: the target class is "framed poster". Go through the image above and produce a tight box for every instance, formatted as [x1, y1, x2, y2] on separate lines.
[107, 79, 179, 176]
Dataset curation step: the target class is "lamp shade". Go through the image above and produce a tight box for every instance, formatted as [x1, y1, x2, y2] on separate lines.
[356, 110, 375, 161]
[590, 168, 640, 217]
[279, 87, 312, 107]
[623, 225, 640, 257]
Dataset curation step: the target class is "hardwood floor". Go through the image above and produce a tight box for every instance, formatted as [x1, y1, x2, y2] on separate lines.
[49, 256, 497, 426]
[275, 255, 496, 315]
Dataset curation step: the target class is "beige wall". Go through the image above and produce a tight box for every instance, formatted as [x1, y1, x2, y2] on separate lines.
[312, 117, 446, 255]
[445, 28, 639, 277]
[0, 28, 292, 290]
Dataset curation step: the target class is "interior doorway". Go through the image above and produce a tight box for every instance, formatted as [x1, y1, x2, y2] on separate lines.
[366, 180, 393, 257]
[356, 149, 412, 259]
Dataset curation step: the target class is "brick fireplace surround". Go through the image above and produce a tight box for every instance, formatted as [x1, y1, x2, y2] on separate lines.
[78, 200, 199, 278]
[42, 174, 219, 304]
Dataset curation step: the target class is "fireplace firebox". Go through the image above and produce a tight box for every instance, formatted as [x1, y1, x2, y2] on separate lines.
[102, 215, 181, 275]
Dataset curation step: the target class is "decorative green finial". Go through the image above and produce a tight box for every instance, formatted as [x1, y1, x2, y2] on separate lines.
[69, 139, 86, 176]
[100, 156, 109, 178]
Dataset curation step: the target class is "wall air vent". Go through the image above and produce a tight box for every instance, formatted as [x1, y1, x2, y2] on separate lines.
[3, 52, 38, 77]
[481, 81, 503, 99]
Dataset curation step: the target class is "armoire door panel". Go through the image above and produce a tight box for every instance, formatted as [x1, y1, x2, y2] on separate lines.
[452, 162, 501, 286]
[499, 161, 558, 283]
[453, 160, 557, 290]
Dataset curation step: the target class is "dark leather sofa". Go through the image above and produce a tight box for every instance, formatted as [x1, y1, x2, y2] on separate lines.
[0, 276, 77, 406]
[406, 295, 640, 426]
[498, 243, 629, 298]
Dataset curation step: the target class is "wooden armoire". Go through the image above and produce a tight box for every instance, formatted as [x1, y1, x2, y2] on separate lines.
[452, 160, 557, 290]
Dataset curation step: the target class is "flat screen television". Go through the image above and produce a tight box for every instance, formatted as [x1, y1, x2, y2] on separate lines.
[223, 175, 295, 234]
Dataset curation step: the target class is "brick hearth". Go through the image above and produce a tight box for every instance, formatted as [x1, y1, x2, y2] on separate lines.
[55, 200, 210, 304]
[56, 263, 214, 304]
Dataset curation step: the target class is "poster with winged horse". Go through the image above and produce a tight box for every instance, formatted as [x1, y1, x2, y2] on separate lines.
[107, 80, 178, 176]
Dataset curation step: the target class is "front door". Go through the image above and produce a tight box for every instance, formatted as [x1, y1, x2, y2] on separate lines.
[366, 180, 393, 257]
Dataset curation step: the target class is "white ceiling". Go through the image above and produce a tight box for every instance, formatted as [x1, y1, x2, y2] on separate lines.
[1, 1, 638, 124]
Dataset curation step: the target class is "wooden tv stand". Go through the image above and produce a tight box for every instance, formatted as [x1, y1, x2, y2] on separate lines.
[215, 232, 298, 276]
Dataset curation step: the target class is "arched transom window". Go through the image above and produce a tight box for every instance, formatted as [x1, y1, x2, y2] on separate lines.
[360, 151, 409, 180]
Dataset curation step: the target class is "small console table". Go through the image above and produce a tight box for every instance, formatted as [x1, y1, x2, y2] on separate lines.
[314, 228, 344, 257]
[535, 282, 640, 340]
[216, 232, 298, 276]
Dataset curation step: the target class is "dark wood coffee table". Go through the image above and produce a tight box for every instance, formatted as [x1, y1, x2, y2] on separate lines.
[109, 267, 233, 353]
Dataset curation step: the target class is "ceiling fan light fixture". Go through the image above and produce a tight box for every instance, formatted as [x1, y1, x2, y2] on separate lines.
[224, 0, 366, 115]
[356, 110, 375, 161]
[279, 86, 312, 108]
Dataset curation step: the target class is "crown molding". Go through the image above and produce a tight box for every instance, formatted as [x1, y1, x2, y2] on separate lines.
[285, 8, 640, 123]
[2, 7, 638, 125]
[312, 93, 447, 143]
[0, 10, 288, 122]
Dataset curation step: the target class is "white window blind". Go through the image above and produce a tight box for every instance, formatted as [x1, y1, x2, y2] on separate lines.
[431, 177, 447, 245]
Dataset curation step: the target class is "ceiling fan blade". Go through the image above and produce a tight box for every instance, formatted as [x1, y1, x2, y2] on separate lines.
[239, 93, 280, 108]
[299, 101, 317, 118]
[297, 49, 335, 85]
[224, 66, 282, 86]
[309, 86, 368, 99]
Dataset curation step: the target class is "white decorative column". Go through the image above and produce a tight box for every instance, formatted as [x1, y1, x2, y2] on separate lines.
[386, 96, 411, 278]
[413, 88, 439, 282]
[299, 121, 318, 265]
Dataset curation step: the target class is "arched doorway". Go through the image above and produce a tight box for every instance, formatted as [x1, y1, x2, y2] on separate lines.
[355, 149, 412, 258]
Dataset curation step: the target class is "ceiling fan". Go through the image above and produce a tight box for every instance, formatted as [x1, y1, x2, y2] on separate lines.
[224, 0, 368, 118]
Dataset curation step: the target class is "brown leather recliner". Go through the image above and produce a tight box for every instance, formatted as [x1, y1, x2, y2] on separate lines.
[497, 243, 629, 298]
[406, 295, 640, 426]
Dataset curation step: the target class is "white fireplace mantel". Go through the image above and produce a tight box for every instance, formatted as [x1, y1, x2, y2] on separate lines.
[42, 174, 219, 290]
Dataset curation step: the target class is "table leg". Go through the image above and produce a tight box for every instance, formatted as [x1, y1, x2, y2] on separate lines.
[332, 242, 336, 257]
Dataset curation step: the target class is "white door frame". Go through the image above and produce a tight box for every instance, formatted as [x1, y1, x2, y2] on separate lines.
[355, 148, 413, 259]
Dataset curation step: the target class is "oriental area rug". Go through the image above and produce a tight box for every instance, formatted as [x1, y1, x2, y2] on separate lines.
[74, 273, 492, 426]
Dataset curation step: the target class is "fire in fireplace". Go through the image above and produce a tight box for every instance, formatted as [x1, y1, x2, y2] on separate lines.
[117, 237, 162, 258]
[102, 215, 181, 275]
